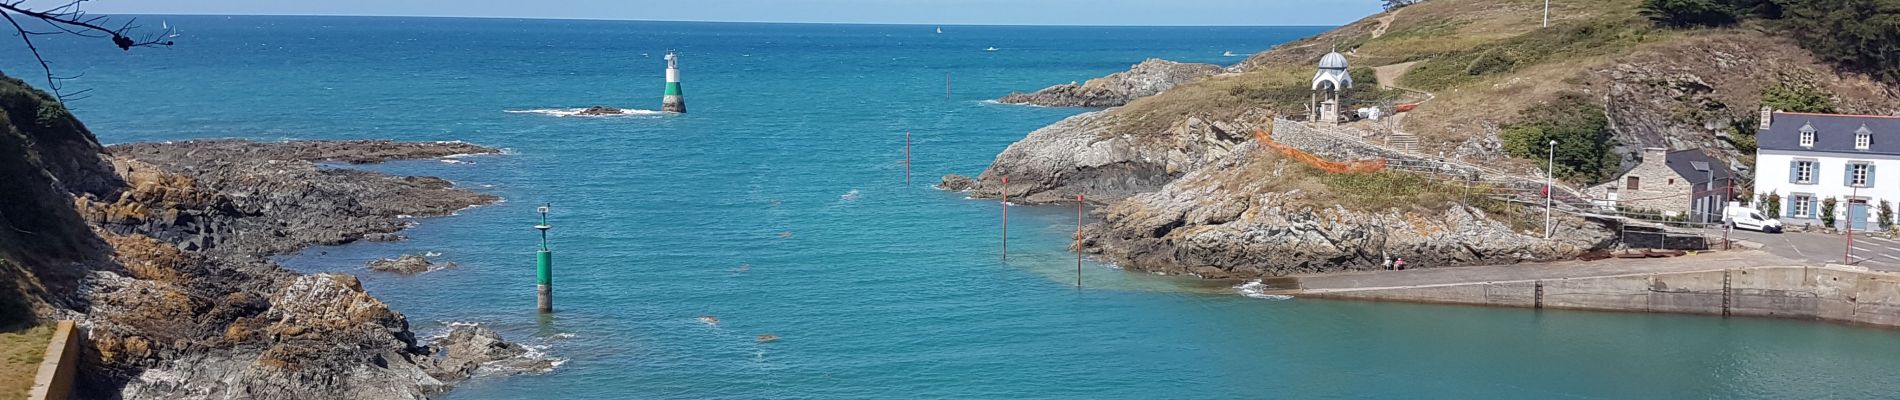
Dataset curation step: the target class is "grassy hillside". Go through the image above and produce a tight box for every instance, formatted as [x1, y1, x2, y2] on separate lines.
[0, 73, 115, 333]
[1100, 0, 1900, 186]
[0, 324, 52, 399]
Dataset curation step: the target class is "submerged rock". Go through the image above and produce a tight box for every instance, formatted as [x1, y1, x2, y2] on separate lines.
[428, 324, 556, 381]
[938, 174, 976, 191]
[996, 59, 1223, 107]
[576, 106, 625, 115]
[367, 254, 446, 274]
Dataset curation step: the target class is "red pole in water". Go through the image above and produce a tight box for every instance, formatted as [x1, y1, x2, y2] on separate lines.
[1002, 176, 1009, 261]
[905, 131, 912, 185]
[1077, 194, 1084, 288]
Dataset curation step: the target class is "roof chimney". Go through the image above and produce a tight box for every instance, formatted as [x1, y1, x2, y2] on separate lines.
[1760, 106, 1774, 131]
[1644, 147, 1669, 163]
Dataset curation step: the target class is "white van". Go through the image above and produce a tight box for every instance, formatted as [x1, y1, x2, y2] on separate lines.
[1724, 204, 1783, 233]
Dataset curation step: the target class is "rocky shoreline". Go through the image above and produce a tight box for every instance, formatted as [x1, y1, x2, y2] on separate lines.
[996, 59, 1224, 108]
[965, 61, 1612, 279]
[0, 70, 553, 399]
[71, 139, 537, 398]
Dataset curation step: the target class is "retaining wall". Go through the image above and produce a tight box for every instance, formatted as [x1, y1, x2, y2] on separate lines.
[1303, 265, 1900, 328]
[28, 320, 78, 400]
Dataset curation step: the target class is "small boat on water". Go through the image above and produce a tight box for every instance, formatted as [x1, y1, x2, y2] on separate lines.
[936, 27, 944, 34]
[984, 47, 999, 52]
[1222, 51, 1239, 57]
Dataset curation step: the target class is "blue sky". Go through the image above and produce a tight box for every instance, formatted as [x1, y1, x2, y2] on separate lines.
[70, 0, 1386, 26]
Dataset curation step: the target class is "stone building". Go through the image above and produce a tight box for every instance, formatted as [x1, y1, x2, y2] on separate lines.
[1585, 147, 1736, 222]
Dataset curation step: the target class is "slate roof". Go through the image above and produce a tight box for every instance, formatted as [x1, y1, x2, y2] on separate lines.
[1663, 148, 1731, 186]
[1759, 112, 1900, 155]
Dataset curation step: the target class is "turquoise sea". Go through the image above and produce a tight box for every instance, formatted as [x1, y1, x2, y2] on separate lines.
[7, 16, 1900, 399]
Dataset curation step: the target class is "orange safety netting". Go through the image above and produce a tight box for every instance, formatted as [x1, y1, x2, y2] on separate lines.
[1253, 128, 1386, 174]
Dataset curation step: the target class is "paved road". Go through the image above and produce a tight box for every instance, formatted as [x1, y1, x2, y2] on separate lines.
[1275, 250, 1795, 292]
[1701, 227, 1900, 272]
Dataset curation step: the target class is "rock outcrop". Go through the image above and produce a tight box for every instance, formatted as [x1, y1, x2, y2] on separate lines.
[1084, 143, 1614, 279]
[367, 254, 449, 275]
[104, 140, 500, 258]
[937, 174, 976, 191]
[997, 59, 1224, 107]
[576, 106, 626, 116]
[114, 273, 449, 399]
[0, 72, 527, 399]
[966, 108, 1270, 204]
[427, 324, 555, 381]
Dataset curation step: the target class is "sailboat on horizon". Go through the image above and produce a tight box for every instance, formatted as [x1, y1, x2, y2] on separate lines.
[936, 27, 943, 34]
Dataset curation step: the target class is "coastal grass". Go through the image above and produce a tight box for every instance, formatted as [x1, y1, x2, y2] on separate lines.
[0, 324, 53, 399]
[1111, 67, 1313, 135]
[1111, 66, 1400, 137]
[1220, 151, 1539, 231]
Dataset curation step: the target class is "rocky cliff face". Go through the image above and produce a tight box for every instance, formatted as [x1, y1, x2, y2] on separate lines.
[997, 59, 1224, 108]
[1589, 32, 1900, 175]
[1084, 143, 1614, 279]
[958, 108, 1271, 204]
[0, 73, 526, 398]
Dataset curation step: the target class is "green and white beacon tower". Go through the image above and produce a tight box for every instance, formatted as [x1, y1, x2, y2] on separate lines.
[662, 50, 686, 113]
[534, 203, 554, 313]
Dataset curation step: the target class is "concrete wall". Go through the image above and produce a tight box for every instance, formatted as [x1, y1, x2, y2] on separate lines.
[28, 320, 78, 400]
[1302, 265, 1900, 328]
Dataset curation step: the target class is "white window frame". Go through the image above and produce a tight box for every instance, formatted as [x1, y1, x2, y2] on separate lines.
[1801, 126, 1816, 147]
[1857, 132, 1871, 150]
[1794, 195, 1813, 218]
[1853, 163, 1871, 187]
[1796, 160, 1815, 184]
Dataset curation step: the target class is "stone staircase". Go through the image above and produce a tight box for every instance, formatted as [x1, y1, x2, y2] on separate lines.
[1384, 132, 1418, 153]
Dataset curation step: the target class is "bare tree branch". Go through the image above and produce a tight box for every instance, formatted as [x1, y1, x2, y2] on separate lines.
[2, 0, 175, 102]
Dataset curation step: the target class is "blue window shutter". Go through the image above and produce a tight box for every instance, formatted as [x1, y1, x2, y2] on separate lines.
[1786, 198, 1794, 218]
[1870, 165, 1879, 188]
[1845, 164, 1854, 186]
[1790, 161, 1799, 183]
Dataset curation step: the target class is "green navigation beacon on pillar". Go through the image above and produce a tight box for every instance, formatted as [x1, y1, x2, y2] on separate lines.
[535, 203, 554, 313]
[663, 50, 686, 113]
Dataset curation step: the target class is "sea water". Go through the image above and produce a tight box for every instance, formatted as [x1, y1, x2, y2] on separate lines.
[7, 16, 1900, 399]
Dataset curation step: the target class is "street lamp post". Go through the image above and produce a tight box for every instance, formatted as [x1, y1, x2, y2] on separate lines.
[1546, 140, 1556, 239]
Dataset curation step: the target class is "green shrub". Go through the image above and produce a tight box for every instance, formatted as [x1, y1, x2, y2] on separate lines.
[1761, 82, 1837, 113]
[1642, 0, 1742, 27]
[1764, 192, 1781, 219]
[1464, 49, 1517, 76]
[1777, 0, 1900, 83]
[1822, 196, 1839, 228]
[1881, 200, 1894, 230]
[1500, 93, 1621, 184]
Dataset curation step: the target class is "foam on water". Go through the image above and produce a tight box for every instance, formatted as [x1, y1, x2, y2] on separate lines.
[504, 108, 667, 118]
[1235, 280, 1293, 300]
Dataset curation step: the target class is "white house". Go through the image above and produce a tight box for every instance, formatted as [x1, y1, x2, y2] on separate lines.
[1754, 108, 1900, 230]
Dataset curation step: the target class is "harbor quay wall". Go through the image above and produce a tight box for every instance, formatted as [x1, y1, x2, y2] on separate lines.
[1300, 265, 1900, 328]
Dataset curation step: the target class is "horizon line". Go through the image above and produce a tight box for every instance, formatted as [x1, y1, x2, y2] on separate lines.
[93, 12, 1349, 28]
